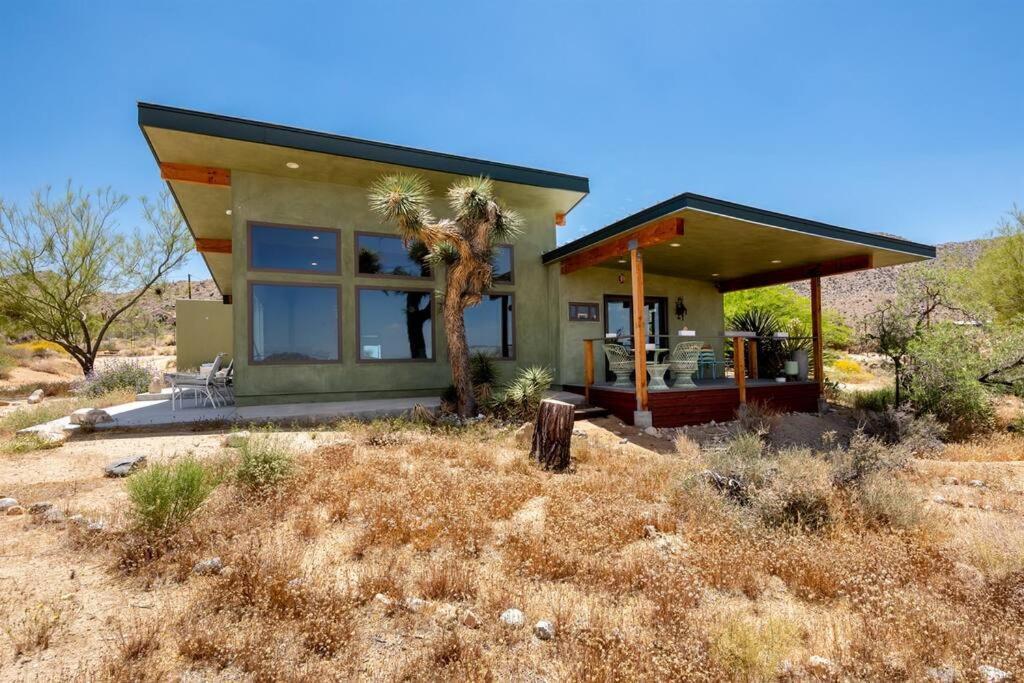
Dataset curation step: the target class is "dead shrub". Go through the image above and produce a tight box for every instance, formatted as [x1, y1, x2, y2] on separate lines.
[503, 531, 580, 581]
[354, 558, 407, 605]
[856, 471, 926, 530]
[1, 599, 67, 657]
[752, 449, 834, 530]
[400, 630, 492, 681]
[735, 400, 779, 435]
[101, 617, 162, 681]
[416, 557, 477, 601]
[829, 429, 909, 486]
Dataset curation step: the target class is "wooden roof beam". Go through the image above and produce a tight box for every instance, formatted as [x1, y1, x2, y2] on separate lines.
[716, 254, 872, 293]
[195, 238, 232, 254]
[160, 162, 231, 186]
[560, 217, 683, 274]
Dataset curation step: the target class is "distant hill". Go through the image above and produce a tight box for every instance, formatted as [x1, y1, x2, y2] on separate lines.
[789, 238, 989, 325]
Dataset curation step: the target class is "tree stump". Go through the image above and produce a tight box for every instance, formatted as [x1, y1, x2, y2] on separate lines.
[530, 399, 574, 471]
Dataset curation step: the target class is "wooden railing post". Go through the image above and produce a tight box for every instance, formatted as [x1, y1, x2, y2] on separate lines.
[734, 336, 746, 404]
[748, 339, 758, 380]
[630, 246, 649, 412]
[583, 339, 594, 403]
[811, 276, 824, 394]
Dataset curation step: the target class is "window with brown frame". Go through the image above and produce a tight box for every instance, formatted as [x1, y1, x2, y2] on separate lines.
[357, 287, 434, 361]
[250, 283, 341, 364]
[569, 302, 600, 322]
[356, 233, 432, 278]
[248, 223, 340, 274]
[465, 293, 515, 359]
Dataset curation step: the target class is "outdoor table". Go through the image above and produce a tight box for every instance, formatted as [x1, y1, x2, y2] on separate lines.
[646, 347, 670, 389]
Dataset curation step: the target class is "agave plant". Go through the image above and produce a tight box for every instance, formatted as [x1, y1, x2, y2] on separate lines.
[368, 175, 522, 416]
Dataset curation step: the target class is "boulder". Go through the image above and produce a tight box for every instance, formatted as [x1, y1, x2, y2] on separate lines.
[28, 501, 53, 515]
[42, 508, 66, 524]
[925, 666, 956, 683]
[37, 430, 68, 446]
[533, 620, 555, 640]
[6, 505, 25, 516]
[644, 426, 661, 438]
[978, 665, 1011, 682]
[104, 455, 147, 478]
[499, 608, 525, 628]
[27, 389, 44, 404]
[461, 610, 481, 629]
[69, 408, 113, 427]
[193, 557, 224, 576]
[0, 497, 18, 512]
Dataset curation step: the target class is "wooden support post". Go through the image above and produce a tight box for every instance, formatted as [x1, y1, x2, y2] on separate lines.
[583, 339, 595, 403]
[531, 399, 574, 471]
[630, 247, 648, 412]
[748, 339, 759, 380]
[810, 276, 824, 394]
[734, 336, 747, 404]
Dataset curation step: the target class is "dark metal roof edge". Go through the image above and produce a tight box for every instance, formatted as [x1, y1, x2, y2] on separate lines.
[543, 192, 937, 263]
[137, 102, 590, 195]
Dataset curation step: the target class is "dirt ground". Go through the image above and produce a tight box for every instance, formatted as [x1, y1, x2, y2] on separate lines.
[1, 415, 1022, 680]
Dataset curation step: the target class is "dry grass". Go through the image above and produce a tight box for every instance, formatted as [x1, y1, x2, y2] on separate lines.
[942, 432, 1024, 461]
[5, 418, 1024, 679]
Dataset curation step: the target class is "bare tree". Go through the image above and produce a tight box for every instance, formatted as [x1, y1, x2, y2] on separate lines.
[0, 183, 192, 375]
[367, 175, 521, 417]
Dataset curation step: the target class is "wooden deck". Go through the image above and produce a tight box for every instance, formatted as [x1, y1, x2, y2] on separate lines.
[562, 380, 821, 427]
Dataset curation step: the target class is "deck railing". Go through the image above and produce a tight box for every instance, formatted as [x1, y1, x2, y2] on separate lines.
[581, 333, 821, 403]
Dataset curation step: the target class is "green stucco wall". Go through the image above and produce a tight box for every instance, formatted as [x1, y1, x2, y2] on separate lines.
[175, 299, 233, 372]
[229, 171, 564, 406]
[551, 266, 724, 386]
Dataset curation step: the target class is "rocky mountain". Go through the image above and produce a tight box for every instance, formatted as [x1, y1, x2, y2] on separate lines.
[790, 238, 989, 324]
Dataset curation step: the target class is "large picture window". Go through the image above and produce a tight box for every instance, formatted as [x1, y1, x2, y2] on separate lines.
[357, 288, 434, 361]
[465, 293, 515, 359]
[356, 233, 432, 278]
[250, 283, 340, 364]
[248, 223, 340, 274]
[491, 245, 514, 283]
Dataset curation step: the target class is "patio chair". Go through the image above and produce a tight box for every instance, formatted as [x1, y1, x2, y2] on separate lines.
[669, 341, 702, 388]
[603, 343, 635, 388]
[697, 347, 728, 379]
[212, 359, 234, 405]
[169, 353, 225, 410]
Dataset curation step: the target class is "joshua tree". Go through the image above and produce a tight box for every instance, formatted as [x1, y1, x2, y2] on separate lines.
[368, 175, 521, 416]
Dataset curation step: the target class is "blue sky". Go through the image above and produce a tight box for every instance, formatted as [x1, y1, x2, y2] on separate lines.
[1, 1, 1021, 281]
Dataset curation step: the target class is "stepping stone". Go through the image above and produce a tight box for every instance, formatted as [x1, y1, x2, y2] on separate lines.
[104, 455, 147, 478]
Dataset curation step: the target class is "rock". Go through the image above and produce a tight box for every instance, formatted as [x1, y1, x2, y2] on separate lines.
[644, 426, 661, 437]
[42, 508, 66, 524]
[806, 656, 835, 675]
[193, 557, 224, 576]
[968, 479, 986, 488]
[499, 608, 525, 628]
[978, 665, 1011, 682]
[27, 389, 44, 404]
[37, 430, 68, 446]
[0, 497, 18, 512]
[533, 620, 555, 640]
[373, 593, 394, 607]
[86, 520, 107, 533]
[461, 610, 481, 629]
[69, 408, 113, 427]
[223, 431, 251, 448]
[643, 524, 659, 539]
[29, 502, 53, 515]
[925, 665, 956, 683]
[941, 476, 960, 486]
[572, 429, 587, 438]
[6, 506, 25, 516]
[104, 455, 147, 478]
[403, 597, 426, 612]
[514, 422, 534, 447]
[618, 438, 628, 445]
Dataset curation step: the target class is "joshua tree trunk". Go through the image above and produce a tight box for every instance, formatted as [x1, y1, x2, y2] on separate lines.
[444, 294, 476, 417]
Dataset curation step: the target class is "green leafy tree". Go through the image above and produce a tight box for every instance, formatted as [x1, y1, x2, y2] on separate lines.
[724, 285, 853, 349]
[0, 183, 192, 376]
[368, 175, 521, 416]
[973, 206, 1024, 325]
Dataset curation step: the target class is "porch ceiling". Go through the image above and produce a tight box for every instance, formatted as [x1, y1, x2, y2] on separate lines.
[544, 193, 935, 289]
[138, 102, 590, 295]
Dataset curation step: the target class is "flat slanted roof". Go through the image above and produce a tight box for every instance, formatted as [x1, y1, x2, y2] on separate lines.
[543, 192, 936, 290]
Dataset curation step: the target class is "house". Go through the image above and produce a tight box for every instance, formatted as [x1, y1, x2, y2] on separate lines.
[139, 103, 935, 427]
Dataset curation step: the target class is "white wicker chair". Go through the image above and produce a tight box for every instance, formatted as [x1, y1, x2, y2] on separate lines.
[669, 342, 702, 387]
[603, 343, 635, 387]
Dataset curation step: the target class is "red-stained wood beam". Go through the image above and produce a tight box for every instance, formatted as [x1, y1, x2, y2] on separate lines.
[560, 217, 684, 275]
[160, 162, 231, 187]
[195, 238, 232, 254]
[716, 254, 872, 293]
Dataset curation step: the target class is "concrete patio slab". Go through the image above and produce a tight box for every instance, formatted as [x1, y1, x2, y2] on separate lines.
[20, 394, 441, 434]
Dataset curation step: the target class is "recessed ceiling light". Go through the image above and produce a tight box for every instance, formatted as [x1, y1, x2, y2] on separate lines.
[225, 209, 232, 215]
[711, 273, 719, 277]
[617, 259, 627, 264]
[311, 262, 318, 267]
[669, 243, 680, 247]
[770, 259, 782, 264]
[286, 161, 300, 169]
[312, 235, 320, 240]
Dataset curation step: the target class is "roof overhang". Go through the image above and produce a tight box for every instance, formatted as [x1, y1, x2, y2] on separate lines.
[543, 192, 936, 290]
[138, 103, 590, 294]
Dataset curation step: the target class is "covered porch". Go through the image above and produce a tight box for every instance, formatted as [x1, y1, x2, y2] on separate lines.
[546, 193, 935, 428]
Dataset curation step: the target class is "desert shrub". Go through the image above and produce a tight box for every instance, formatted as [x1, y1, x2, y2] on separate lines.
[828, 430, 908, 486]
[734, 401, 777, 435]
[79, 359, 152, 397]
[858, 408, 946, 455]
[126, 457, 219, 534]
[235, 434, 296, 490]
[752, 449, 833, 529]
[834, 358, 863, 375]
[704, 432, 772, 492]
[487, 366, 553, 421]
[849, 386, 895, 412]
[856, 471, 925, 529]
